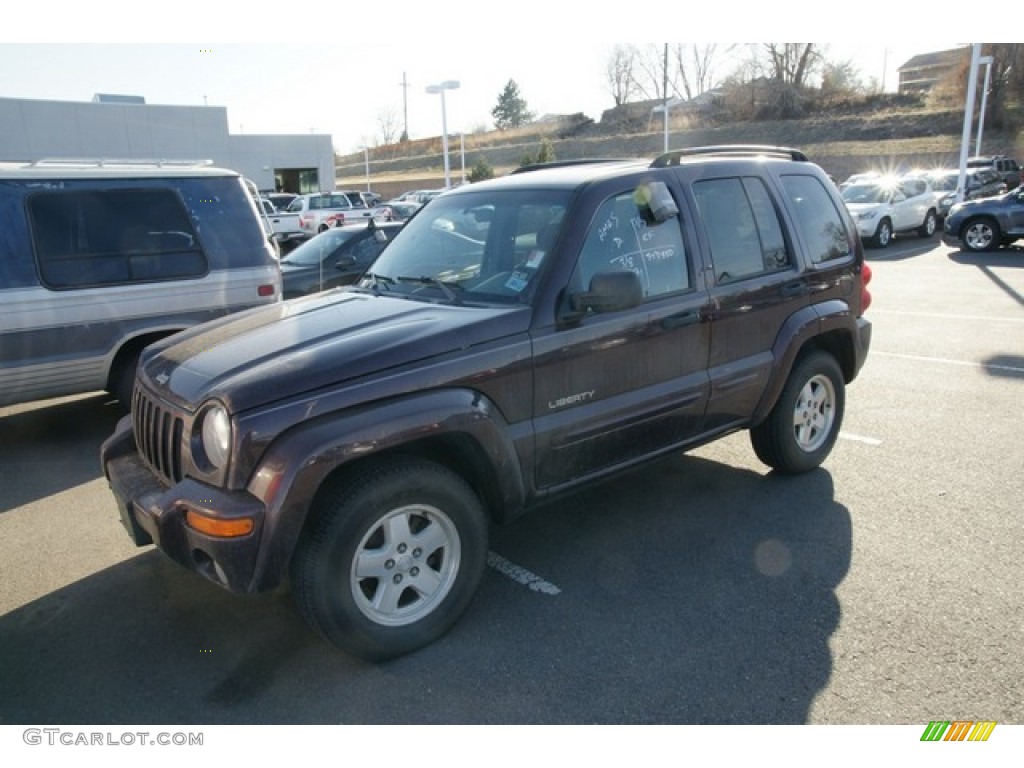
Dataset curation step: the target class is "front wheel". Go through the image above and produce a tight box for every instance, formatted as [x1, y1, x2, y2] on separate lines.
[291, 458, 488, 661]
[750, 351, 845, 474]
[962, 218, 1000, 252]
[870, 219, 892, 248]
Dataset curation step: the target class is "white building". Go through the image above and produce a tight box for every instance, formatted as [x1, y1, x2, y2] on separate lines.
[0, 94, 335, 194]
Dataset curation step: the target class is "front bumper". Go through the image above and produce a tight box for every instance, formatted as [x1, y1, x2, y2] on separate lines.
[853, 218, 879, 238]
[101, 416, 266, 593]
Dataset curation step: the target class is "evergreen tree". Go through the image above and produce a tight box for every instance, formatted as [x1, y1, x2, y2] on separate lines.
[492, 80, 535, 130]
[468, 156, 494, 182]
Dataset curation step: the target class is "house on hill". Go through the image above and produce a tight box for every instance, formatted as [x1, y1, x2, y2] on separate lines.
[898, 47, 969, 94]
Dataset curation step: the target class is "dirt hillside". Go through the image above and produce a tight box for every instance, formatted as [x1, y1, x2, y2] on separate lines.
[335, 102, 1023, 200]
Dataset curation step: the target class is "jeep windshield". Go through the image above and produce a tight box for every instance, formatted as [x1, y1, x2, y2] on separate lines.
[358, 188, 569, 304]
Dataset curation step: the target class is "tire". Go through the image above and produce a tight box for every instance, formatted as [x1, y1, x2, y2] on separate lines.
[291, 457, 488, 661]
[917, 209, 938, 238]
[109, 349, 141, 411]
[870, 219, 892, 248]
[750, 351, 845, 474]
[962, 218, 1000, 252]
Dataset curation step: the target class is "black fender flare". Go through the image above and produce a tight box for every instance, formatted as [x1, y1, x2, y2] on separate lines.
[751, 300, 859, 425]
[242, 388, 526, 591]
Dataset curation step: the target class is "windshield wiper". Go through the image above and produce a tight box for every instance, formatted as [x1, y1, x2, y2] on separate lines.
[396, 275, 463, 304]
[362, 272, 395, 293]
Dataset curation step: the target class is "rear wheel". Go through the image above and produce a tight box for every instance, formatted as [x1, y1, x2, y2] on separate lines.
[962, 218, 1000, 252]
[750, 351, 845, 474]
[291, 457, 488, 661]
[917, 209, 938, 238]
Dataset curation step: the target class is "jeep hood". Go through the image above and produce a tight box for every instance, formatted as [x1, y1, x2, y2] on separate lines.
[138, 290, 530, 412]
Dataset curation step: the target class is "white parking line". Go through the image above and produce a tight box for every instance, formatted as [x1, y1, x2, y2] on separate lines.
[875, 351, 1024, 374]
[839, 432, 882, 446]
[871, 309, 1024, 324]
[487, 551, 561, 595]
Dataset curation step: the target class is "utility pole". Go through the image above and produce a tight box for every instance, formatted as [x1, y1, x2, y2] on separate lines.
[399, 72, 409, 141]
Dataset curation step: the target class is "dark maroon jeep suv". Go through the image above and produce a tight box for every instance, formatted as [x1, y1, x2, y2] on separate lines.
[101, 146, 873, 660]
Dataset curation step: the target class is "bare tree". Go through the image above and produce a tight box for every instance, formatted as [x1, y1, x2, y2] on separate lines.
[376, 107, 400, 147]
[983, 44, 1023, 130]
[606, 44, 638, 106]
[673, 44, 728, 101]
[758, 44, 824, 118]
[633, 43, 676, 102]
[763, 43, 822, 87]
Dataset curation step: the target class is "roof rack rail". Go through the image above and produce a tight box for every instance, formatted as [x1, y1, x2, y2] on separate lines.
[510, 158, 638, 175]
[28, 157, 215, 168]
[651, 145, 808, 168]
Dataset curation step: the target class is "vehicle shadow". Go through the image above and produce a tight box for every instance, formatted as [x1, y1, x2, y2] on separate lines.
[983, 354, 1024, 380]
[947, 248, 1024, 307]
[0, 453, 850, 725]
[481, 453, 851, 724]
[947, 246, 1024, 268]
[0, 393, 123, 514]
[863, 237, 937, 261]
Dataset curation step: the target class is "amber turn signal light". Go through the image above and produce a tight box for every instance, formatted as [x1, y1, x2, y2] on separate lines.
[185, 510, 254, 538]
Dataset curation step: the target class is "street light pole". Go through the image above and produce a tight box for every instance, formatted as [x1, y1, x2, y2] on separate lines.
[956, 45, 983, 206]
[976, 55, 994, 157]
[460, 132, 466, 184]
[426, 80, 460, 189]
[362, 146, 370, 193]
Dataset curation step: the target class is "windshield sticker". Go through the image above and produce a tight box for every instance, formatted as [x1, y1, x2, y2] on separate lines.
[525, 249, 546, 268]
[504, 269, 531, 293]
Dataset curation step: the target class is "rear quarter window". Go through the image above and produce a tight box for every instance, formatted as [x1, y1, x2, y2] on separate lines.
[28, 187, 207, 289]
[779, 174, 852, 264]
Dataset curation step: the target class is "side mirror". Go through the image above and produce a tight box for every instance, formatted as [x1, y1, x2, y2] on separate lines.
[636, 181, 678, 224]
[570, 271, 643, 314]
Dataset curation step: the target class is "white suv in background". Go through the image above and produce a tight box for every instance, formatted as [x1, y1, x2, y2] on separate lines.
[286, 190, 380, 234]
[840, 176, 939, 247]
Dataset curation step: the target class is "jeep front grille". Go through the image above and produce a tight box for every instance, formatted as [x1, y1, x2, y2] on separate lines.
[133, 387, 185, 486]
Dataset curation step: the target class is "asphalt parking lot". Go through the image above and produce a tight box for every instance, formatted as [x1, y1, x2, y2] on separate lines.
[1, 235, 1022, 726]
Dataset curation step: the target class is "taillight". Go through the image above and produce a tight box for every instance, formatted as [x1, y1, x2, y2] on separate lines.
[860, 262, 872, 313]
[258, 284, 275, 297]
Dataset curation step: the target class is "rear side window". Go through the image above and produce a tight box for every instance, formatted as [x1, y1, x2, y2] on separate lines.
[692, 177, 791, 283]
[780, 174, 852, 264]
[28, 188, 207, 289]
[901, 179, 926, 197]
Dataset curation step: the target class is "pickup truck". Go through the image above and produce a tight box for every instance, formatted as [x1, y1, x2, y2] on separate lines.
[286, 190, 388, 235]
[253, 197, 307, 255]
[102, 145, 872, 662]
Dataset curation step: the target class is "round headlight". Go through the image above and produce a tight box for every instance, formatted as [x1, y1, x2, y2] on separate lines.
[200, 404, 232, 470]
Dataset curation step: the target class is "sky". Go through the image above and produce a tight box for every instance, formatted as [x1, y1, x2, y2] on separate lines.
[0, 4, 977, 156]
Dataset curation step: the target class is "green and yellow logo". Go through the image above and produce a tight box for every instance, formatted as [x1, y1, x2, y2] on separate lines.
[921, 720, 997, 742]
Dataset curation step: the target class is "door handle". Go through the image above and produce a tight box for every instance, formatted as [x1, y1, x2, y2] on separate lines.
[781, 281, 809, 297]
[661, 310, 702, 329]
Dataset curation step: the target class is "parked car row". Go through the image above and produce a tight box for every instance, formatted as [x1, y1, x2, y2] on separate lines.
[924, 168, 1006, 219]
[837, 155, 1021, 249]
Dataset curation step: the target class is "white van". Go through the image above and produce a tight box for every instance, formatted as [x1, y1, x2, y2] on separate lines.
[0, 159, 282, 408]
